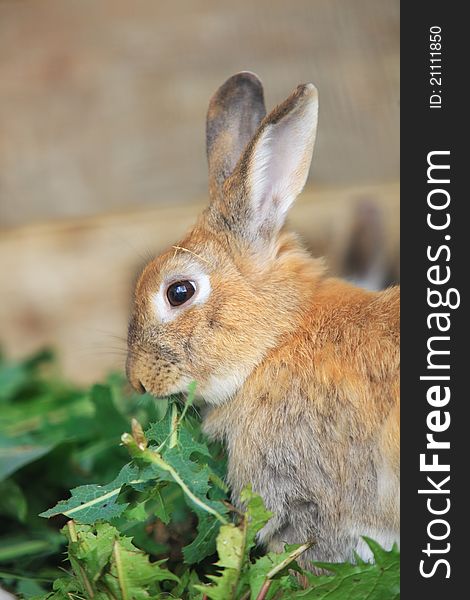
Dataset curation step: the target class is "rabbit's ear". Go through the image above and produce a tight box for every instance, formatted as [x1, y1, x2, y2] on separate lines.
[235, 83, 319, 244]
[206, 72, 266, 198]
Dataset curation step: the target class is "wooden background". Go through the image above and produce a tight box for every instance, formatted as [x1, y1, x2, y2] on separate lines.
[0, 0, 399, 383]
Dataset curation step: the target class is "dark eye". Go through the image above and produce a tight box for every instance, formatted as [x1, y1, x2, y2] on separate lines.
[166, 280, 196, 307]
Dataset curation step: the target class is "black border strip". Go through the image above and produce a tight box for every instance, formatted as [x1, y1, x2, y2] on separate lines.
[401, 2, 466, 597]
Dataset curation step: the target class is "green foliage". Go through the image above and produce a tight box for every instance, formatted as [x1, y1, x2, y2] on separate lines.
[0, 351, 400, 599]
[39, 522, 179, 600]
[39, 464, 139, 523]
[292, 539, 400, 600]
[0, 350, 165, 593]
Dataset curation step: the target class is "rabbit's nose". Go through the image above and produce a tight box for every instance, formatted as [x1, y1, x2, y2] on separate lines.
[126, 354, 147, 394]
[133, 379, 147, 394]
[127, 370, 147, 394]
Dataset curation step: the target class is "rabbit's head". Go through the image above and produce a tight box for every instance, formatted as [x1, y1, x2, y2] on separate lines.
[127, 73, 320, 404]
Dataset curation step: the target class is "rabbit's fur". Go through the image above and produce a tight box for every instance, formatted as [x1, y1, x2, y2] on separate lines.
[127, 73, 400, 566]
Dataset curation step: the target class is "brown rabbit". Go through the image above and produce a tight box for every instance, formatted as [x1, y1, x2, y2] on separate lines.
[126, 72, 400, 565]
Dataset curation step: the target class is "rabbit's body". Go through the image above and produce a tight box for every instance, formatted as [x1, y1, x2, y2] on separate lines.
[202, 248, 399, 563]
[127, 73, 400, 566]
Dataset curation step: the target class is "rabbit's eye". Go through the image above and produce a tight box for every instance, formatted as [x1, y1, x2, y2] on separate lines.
[167, 281, 196, 307]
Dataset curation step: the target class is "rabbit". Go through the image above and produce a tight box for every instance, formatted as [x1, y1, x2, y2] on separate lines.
[126, 72, 400, 567]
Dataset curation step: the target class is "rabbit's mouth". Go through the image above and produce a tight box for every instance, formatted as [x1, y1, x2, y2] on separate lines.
[126, 349, 186, 398]
[126, 343, 247, 404]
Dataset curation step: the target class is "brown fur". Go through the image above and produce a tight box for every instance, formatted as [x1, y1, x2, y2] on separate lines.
[127, 73, 400, 566]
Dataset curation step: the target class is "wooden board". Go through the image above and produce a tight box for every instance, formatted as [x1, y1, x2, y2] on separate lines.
[0, 0, 399, 227]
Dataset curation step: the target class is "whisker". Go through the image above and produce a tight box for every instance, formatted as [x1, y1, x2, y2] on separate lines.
[110, 230, 155, 265]
[172, 245, 213, 266]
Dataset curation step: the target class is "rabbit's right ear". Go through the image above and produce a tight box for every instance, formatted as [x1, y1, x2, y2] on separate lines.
[211, 83, 318, 251]
[206, 72, 266, 198]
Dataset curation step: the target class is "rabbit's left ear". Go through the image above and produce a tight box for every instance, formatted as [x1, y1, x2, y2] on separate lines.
[206, 72, 266, 199]
[231, 83, 319, 243]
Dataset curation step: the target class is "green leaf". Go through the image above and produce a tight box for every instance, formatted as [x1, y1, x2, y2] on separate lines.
[178, 426, 212, 461]
[152, 488, 171, 524]
[183, 512, 221, 564]
[0, 479, 28, 521]
[91, 384, 131, 438]
[16, 577, 48, 598]
[240, 486, 273, 558]
[154, 447, 228, 563]
[194, 491, 308, 600]
[0, 361, 28, 402]
[123, 502, 149, 523]
[0, 529, 64, 566]
[294, 538, 400, 600]
[215, 523, 244, 570]
[248, 550, 293, 598]
[159, 449, 212, 505]
[0, 441, 54, 480]
[145, 407, 173, 447]
[102, 533, 180, 599]
[45, 576, 82, 600]
[0, 349, 53, 402]
[39, 463, 140, 523]
[170, 569, 203, 600]
[194, 523, 245, 600]
[66, 522, 116, 583]
[62, 522, 179, 600]
[0, 538, 54, 562]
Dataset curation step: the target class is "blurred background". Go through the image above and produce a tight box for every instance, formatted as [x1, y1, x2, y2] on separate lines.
[0, 0, 399, 384]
